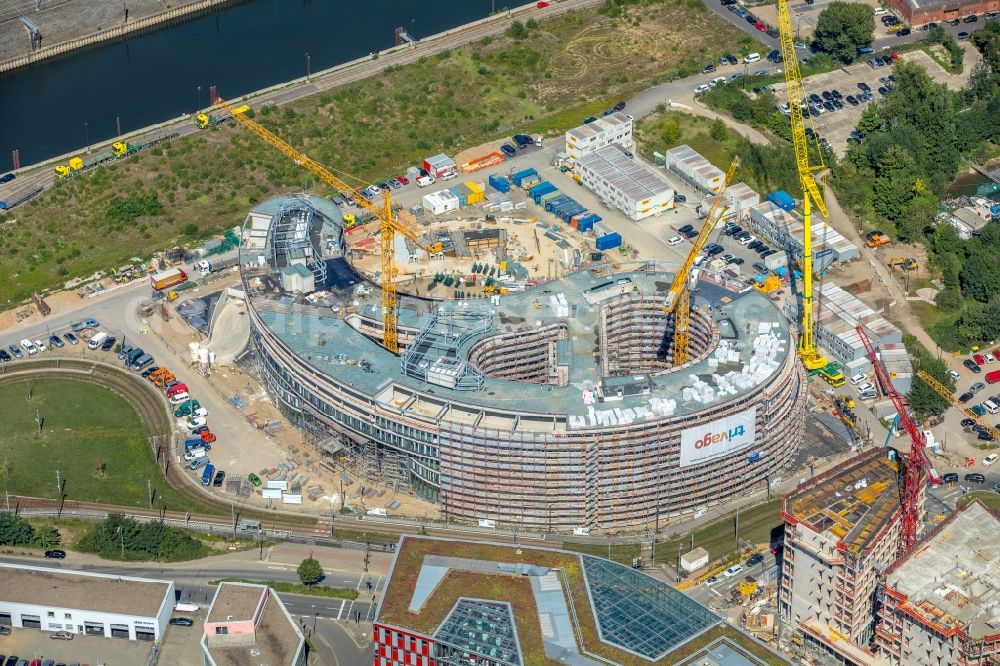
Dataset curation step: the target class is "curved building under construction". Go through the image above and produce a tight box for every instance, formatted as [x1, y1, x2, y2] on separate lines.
[240, 195, 807, 531]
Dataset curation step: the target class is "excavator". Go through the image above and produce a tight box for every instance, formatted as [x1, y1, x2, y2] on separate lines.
[887, 257, 917, 271]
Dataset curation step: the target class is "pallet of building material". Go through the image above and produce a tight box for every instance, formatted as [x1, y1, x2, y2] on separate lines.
[364, 488, 377, 497]
[339, 473, 353, 485]
[307, 485, 324, 495]
[387, 500, 401, 510]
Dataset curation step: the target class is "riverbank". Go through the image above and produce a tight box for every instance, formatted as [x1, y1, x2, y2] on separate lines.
[0, 0, 243, 72]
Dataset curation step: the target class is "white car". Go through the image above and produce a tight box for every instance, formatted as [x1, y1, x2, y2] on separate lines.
[693, 84, 710, 94]
[667, 236, 683, 246]
[183, 449, 206, 461]
[710, 76, 727, 86]
[723, 564, 744, 578]
[985, 353, 995, 364]
[182, 416, 208, 430]
[19, 339, 37, 355]
[738, 235, 754, 245]
[858, 390, 877, 400]
[34, 339, 47, 352]
[849, 373, 867, 385]
[169, 393, 190, 405]
[873, 6, 888, 14]
[984, 454, 998, 466]
[857, 382, 876, 393]
[948, 369, 961, 381]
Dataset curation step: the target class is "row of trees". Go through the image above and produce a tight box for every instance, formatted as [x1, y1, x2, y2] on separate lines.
[0, 513, 60, 549]
[76, 514, 207, 562]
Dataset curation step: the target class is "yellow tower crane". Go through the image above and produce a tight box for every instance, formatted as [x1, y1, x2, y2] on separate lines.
[915, 370, 1000, 441]
[663, 157, 740, 366]
[777, 0, 827, 371]
[215, 98, 440, 354]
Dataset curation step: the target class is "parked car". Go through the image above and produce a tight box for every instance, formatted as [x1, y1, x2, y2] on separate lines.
[667, 236, 683, 246]
[723, 564, 744, 578]
[965, 473, 986, 483]
[959, 391, 975, 403]
[702, 63, 716, 74]
[8, 345, 22, 359]
[971, 382, 986, 394]
[213, 470, 226, 487]
[984, 454, 998, 466]
[500, 144, 517, 157]
[964, 359, 983, 373]
[100, 336, 117, 352]
[0, 173, 14, 184]
[49, 631, 73, 640]
[745, 553, 764, 567]
[43, 550, 66, 559]
[0, 349, 9, 362]
[942, 472, 959, 483]
[169, 617, 194, 627]
[961, 418, 977, 427]
[63, 332, 79, 345]
[48, 335, 65, 349]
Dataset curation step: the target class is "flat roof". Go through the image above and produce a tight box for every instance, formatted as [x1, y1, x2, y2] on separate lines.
[243, 196, 792, 426]
[784, 450, 902, 554]
[885, 501, 1000, 638]
[377, 537, 724, 666]
[206, 583, 265, 623]
[0, 563, 170, 618]
[205, 589, 303, 666]
[577, 145, 672, 203]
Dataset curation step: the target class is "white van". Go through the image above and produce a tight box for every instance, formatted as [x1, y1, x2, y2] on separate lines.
[984, 399, 999, 415]
[744, 52, 761, 64]
[88, 331, 108, 350]
[416, 175, 435, 188]
[184, 448, 207, 461]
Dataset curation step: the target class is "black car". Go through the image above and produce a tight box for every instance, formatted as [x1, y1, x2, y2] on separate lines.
[959, 391, 975, 403]
[675, 193, 687, 203]
[613, 101, 626, 111]
[821, 101, 834, 112]
[8, 345, 22, 359]
[0, 349, 9, 363]
[213, 470, 226, 487]
[830, 89, 842, 99]
[942, 472, 959, 483]
[808, 93, 822, 105]
[964, 358, 983, 373]
[100, 336, 117, 352]
[730, 257, 745, 266]
[191, 425, 210, 435]
[500, 144, 517, 158]
[979, 431, 995, 442]
[965, 473, 986, 483]
[0, 173, 14, 184]
[702, 63, 717, 74]
[48, 334, 65, 348]
[821, 90, 832, 101]
[948, 17, 961, 25]
[44, 549, 66, 559]
[845, 95, 859, 106]
[745, 553, 764, 567]
[169, 617, 195, 627]
[141, 366, 160, 378]
[897, 27, 911, 35]
[831, 99, 843, 109]
[958, 31, 970, 39]
[963, 14, 978, 22]
[3, 656, 17, 666]
[961, 418, 976, 427]
[745, 13, 756, 23]
[678, 224, 694, 234]
[857, 82, 871, 92]
[725, 54, 738, 65]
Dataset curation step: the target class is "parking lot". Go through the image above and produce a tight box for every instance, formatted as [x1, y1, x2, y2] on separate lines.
[770, 59, 899, 156]
[0, 627, 154, 665]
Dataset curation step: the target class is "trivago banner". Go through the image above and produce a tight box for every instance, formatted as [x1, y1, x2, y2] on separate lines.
[679, 406, 758, 467]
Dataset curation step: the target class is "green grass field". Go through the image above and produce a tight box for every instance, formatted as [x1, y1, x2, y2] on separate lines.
[559, 541, 641, 565]
[0, 0, 755, 308]
[654, 499, 783, 565]
[0, 378, 202, 512]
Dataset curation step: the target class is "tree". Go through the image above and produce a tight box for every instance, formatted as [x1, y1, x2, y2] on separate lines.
[814, 2, 875, 62]
[871, 146, 917, 220]
[661, 118, 681, 144]
[959, 254, 1000, 303]
[908, 352, 953, 418]
[35, 526, 61, 549]
[297, 557, 324, 586]
[855, 104, 884, 137]
[506, 21, 528, 39]
[710, 119, 728, 141]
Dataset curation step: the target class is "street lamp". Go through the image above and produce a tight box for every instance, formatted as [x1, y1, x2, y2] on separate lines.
[197, 85, 201, 112]
[84, 121, 90, 153]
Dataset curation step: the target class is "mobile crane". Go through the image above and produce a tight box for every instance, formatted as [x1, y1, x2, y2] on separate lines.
[915, 370, 1000, 441]
[857, 325, 940, 553]
[777, 0, 827, 371]
[662, 157, 739, 366]
[214, 97, 440, 354]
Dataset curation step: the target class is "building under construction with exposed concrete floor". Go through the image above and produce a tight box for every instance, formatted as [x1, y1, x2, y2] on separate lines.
[239, 195, 808, 532]
[875, 500, 1000, 666]
[780, 449, 916, 664]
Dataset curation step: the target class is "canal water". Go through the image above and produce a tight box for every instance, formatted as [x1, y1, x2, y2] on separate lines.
[0, 0, 496, 166]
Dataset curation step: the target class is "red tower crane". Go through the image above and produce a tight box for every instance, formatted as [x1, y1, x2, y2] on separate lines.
[855, 324, 938, 553]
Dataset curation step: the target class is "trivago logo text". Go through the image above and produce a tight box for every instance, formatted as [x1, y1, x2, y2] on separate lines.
[693, 424, 747, 449]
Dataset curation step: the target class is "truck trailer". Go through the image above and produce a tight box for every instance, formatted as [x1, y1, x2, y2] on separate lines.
[150, 268, 187, 291]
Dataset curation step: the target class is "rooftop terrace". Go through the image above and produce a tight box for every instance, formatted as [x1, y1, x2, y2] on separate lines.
[784, 451, 902, 554]
[886, 501, 1000, 639]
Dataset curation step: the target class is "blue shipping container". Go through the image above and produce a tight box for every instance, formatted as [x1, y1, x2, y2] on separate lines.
[577, 217, 595, 233]
[511, 168, 538, 187]
[488, 174, 510, 193]
[596, 232, 622, 251]
[767, 190, 795, 211]
[545, 195, 572, 212]
[449, 186, 467, 208]
[530, 181, 556, 198]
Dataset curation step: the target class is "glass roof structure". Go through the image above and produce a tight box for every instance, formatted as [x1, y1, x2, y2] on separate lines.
[581, 555, 719, 660]
[434, 598, 523, 666]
